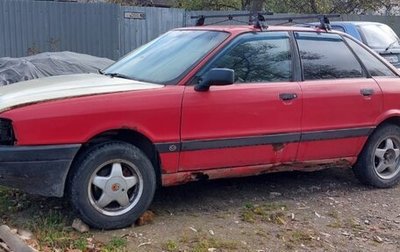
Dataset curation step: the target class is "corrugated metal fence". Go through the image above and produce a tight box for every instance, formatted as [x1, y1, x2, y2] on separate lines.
[1, 0, 400, 60]
[119, 6, 184, 56]
[0, 0, 120, 59]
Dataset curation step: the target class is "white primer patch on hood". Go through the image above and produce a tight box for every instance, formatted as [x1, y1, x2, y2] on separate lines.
[0, 73, 163, 112]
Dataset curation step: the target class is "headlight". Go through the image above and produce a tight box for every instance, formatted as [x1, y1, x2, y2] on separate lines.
[0, 119, 14, 145]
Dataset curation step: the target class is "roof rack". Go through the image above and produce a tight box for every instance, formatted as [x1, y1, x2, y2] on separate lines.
[190, 12, 273, 30]
[190, 13, 340, 31]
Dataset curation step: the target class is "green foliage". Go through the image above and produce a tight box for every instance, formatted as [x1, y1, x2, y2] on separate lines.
[107, 0, 136, 5]
[175, 0, 243, 10]
[265, 0, 383, 14]
[106, 0, 399, 14]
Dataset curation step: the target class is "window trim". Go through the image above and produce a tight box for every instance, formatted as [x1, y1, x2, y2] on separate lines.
[341, 35, 370, 78]
[189, 31, 298, 85]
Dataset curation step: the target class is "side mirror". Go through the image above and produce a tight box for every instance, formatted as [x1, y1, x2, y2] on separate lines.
[194, 68, 234, 92]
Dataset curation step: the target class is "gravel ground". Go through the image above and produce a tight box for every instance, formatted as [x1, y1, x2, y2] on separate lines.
[94, 167, 400, 251]
[3, 167, 400, 251]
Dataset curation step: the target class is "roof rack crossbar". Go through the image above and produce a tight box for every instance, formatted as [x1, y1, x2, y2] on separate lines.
[190, 12, 273, 20]
[262, 14, 340, 30]
[190, 13, 340, 31]
[191, 12, 273, 29]
[261, 14, 340, 22]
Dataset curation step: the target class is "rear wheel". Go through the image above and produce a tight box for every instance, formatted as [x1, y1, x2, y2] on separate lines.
[69, 142, 156, 229]
[354, 124, 400, 188]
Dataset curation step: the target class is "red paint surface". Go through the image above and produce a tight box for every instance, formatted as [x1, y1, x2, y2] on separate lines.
[298, 78, 383, 161]
[180, 82, 302, 170]
[1, 25, 400, 185]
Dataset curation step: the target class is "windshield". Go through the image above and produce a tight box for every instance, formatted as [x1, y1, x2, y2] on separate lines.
[103, 30, 229, 84]
[357, 23, 400, 48]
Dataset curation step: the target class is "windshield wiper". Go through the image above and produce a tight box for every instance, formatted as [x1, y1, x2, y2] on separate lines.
[104, 72, 135, 80]
[385, 40, 399, 52]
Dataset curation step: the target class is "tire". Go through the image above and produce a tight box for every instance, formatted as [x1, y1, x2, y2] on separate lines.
[354, 124, 400, 188]
[69, 141, 156, 229]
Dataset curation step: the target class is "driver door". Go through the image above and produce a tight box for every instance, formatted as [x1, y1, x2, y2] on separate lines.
[179, 32, 302, 171]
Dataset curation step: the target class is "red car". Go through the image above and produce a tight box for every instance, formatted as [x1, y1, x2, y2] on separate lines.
[1, 17, 400, 229]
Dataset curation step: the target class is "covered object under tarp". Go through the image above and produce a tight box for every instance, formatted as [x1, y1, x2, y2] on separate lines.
[0, 52, 115, 85]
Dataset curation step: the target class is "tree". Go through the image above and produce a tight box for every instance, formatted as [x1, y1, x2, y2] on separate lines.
[175, 0, 242, 10]
[264, 0, 380, 14]
[177, 0, 400, 14]
[107, 0, 400, 14]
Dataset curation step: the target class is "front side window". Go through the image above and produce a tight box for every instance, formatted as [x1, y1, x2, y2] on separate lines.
[205, 32, 292, 83]
[344, 37, 396, 77]
[104, 30, 229, 84]
[296, 32, 364, 80]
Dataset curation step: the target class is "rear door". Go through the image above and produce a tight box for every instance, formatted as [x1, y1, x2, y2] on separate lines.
[344, 36, 400, 124]
[295, 32, 383, 162]
[179, 32, 302, 171]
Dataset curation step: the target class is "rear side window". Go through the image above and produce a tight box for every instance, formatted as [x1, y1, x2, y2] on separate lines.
[344, 37, 396, 77]
[295, 32, 364, 80]
[207, 32, 292, 83]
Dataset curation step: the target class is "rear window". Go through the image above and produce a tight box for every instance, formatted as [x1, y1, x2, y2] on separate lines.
[344, 37, 396, 77]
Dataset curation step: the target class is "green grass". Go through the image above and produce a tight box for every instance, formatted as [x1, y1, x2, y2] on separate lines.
[279, 229, 318, 249]
[162, 240, 179, 252]
[0, 187, 31, 216]
[241, 202, 288, 224]
[102, 236, 128, 252]
[191, 236, 238, 252]
[169, 232, 240, 252]
[27, 210, 75, 250]
[290, 230, 313, 244]
[0, 187, 130, 251]
[73, 236, 89, 251]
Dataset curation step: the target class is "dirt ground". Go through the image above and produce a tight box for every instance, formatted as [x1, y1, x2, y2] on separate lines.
[3, 167, 400, 251]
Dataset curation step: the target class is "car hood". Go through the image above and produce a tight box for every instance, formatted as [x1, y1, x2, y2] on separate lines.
[0, 73, 163, 112]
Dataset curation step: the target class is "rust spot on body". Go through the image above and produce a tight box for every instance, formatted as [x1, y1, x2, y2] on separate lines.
[161, 157, 354, 187]
[272, 143, 285, 152]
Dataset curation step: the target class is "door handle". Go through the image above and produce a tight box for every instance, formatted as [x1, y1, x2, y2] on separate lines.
[360, 88, 374, 96]
[279, 93, 298, 101]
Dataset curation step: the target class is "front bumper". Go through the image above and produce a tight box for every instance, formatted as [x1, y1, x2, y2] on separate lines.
[0, 144, 80, 197]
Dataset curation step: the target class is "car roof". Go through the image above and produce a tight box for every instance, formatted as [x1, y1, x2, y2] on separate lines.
[175, 25, 330, 34]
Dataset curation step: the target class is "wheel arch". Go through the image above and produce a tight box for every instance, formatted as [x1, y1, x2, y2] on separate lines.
[376, 116, 400, 128]
[65, 128, 162, 196]
[375, 111, 400, 128]
[357, 115, 400, 159]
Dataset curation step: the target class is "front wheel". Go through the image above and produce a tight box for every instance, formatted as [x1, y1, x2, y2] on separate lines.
[354, 124, 400, 188]
[69, 142, 156, 229]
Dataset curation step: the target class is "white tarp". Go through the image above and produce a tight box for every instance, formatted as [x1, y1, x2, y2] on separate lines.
[0, 51, 115, 85]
